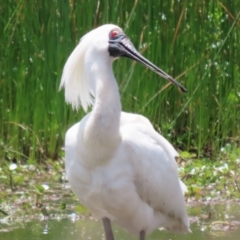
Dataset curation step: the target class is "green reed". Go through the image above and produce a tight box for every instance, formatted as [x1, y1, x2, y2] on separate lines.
[0, 0, 239, 161]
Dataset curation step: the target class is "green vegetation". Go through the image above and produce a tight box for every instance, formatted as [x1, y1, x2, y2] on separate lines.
[0, 1, 239, 161]
[1, 1, 240, 236]
[180, 143, 240, 200]
[0, 157, 82, 227]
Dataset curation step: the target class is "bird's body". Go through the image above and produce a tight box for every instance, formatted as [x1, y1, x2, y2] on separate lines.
[60, 24, 190, 239]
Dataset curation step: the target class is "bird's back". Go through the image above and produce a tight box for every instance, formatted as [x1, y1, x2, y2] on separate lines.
[117, 116, 189, 233]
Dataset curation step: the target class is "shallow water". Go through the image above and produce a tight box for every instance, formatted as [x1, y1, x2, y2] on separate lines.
[0, 203, 240, 240]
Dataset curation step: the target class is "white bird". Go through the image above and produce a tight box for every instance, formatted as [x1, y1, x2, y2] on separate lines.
[60, 24, 190, 240]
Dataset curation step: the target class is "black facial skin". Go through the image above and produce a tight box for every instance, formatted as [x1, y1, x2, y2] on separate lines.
[108, 29, 187, 93]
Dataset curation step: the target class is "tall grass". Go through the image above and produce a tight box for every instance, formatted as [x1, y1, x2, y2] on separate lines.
[0, 0, 239, 162]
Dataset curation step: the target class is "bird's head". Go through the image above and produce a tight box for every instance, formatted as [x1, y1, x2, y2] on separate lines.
[60, 24, 186, 111]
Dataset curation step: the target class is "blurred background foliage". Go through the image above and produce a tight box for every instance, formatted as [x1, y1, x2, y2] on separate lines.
[0, 0, 239, 162]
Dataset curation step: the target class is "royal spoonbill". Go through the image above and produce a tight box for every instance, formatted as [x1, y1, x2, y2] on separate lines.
[60, 24, 190, 240]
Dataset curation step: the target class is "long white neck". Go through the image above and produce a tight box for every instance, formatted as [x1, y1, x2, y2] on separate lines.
[93, 62, 121, 118]
[84, 57, 121, 151]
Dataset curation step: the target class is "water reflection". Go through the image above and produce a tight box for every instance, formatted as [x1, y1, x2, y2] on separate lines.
[0, 203, 240, 240]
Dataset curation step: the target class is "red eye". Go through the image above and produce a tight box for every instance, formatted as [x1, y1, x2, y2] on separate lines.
[110, 30, 119, 38]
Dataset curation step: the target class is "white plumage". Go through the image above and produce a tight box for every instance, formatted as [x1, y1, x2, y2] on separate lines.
[60, 24, 190, 239]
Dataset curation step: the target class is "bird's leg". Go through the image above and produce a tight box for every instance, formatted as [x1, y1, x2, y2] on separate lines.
[139, 230, 145, 240]
[102, 217, 115, 240]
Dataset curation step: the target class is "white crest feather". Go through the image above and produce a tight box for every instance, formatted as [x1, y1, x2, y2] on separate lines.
[59, 38, 94, 111]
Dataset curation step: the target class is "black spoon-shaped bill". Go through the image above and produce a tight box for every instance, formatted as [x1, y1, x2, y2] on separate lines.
[108, 29, 187, 93]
